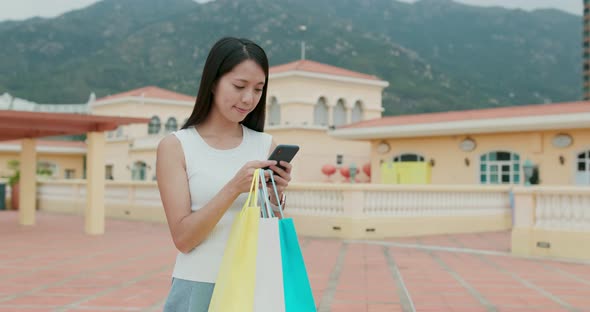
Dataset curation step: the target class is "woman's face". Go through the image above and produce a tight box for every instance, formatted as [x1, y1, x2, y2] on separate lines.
[212, 59, 266, 124]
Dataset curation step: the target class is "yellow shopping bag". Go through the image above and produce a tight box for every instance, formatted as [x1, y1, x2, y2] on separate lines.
[208, 169, 261, 312]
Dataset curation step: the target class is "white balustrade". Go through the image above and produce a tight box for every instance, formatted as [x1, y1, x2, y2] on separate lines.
[362, 188, 509, 217]
[37, 180, 84, 200]
[287, 184, 510, 218]
[286, 186, 344, 216]
[533, 188, 590, 231]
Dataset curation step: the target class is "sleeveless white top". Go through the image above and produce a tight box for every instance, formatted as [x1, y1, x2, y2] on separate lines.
[171, 124, 272, 282]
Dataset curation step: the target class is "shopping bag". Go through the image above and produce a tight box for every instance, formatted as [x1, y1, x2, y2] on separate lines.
[208, 169, 262, 312]
[253, 169, 286, 312]
[267, 171, 317, 312]
[280, 218, 316, 311]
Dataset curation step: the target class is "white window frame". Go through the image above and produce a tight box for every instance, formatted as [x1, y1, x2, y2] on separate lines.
[479, 151, 521, 185]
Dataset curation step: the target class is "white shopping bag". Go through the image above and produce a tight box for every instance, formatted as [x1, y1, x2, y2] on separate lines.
[253, 170, 286, 312]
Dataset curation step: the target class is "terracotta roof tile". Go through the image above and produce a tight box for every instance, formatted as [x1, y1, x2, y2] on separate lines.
[341, 101, 590, 129]
[270, 60, 380, 81]
[95, 86, 195, 103]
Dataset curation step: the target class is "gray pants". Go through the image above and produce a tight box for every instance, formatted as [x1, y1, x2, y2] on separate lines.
[163, 278, 215, 312]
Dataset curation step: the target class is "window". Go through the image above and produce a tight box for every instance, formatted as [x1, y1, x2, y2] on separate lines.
[131, 161, 147, 181]
[393, 153, 425, 162]
[105, 165, 114, 180]
[351, 100, 363, 123]
[333, 99, 347, 127]
[64, 169, 75, 179]
[313, 97, 329, 126]
[576, 150, 590, 185]
[165, 117, 178, 132]
[148, 116, 161, 134]
[116, 126, 123, 137]
[480, 151, 520, 184]
[268, 97, 280, 125]
[336, 154, 343, 165]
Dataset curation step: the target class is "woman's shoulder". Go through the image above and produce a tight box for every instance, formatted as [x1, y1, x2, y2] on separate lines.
[157, 133, 182, 152]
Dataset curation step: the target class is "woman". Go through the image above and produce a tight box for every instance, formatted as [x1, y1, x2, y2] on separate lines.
[156, 37, 292, 311]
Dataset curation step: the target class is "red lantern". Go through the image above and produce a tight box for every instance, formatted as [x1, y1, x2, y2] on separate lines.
[321, 164, 337, 176]
[340, 166, 350, 178]
[362, 162, 371, 177]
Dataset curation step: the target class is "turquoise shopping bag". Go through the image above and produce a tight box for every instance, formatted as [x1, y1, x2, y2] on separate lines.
[266, 170, 316, 312]
[279, 218, 316, 311]
[268, 170, 317, 312]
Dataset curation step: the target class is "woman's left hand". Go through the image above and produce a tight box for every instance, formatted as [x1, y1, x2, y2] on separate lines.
[267, 161, 292, 206]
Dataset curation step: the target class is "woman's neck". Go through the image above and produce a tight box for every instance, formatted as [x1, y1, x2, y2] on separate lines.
[196, 113, 242, 138]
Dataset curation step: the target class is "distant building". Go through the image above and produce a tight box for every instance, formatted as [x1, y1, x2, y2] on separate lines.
[0, 60, 389, 183]
[0, 92, 90, 114]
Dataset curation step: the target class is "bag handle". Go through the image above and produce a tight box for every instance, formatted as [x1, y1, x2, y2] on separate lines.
[267, 170, 284, 219]
[244, 168, 260, 208]
[258, 169, 275, 218]
[258, 184, 268, 218]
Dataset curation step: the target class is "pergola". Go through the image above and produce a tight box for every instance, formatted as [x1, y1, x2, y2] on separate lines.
[0, 110, 150, 235]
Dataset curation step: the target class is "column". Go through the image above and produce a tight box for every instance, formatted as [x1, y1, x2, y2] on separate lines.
[19, 138, 37, 226]
[85, 131, 106, 235]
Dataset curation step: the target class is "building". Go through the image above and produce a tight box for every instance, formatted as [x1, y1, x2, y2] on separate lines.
[265, 60, 388, 182]
[0, 60, 389, 183]
[89, 86, 195, 181]
[331, 101, 590, 186]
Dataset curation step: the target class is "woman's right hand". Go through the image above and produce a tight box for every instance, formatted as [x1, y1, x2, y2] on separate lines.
[226, 160, 277, 196]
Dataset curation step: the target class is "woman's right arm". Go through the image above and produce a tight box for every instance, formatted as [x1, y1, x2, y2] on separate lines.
[156, 135, 275, 254]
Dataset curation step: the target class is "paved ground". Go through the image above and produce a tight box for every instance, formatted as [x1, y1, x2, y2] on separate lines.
[1, 211, 590, 312]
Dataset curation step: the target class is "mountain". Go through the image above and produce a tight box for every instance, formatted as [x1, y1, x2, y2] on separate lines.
[0, 0, 583, 115]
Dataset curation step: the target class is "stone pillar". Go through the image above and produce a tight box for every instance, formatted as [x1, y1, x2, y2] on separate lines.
[85, 131, 106, 235]
[19, 138, 37, 226]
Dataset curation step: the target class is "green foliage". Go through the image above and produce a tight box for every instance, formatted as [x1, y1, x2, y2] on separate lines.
[0, 0, 582, 115]
[6, 160, 19, 187]
[4, 160, 55, 186]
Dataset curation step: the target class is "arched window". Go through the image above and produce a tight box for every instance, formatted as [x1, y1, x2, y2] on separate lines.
[131, 161, 147, 181]
[333, 99, 347, 127]
[268, 97, 280, 125]
[148, 116, 161, 134]
[480, 151, 520, 184]
[576, 150, 590, 185]
[165, 117, 178, 132]
[393, 153, 425, 162]
[351, 100, 363, 123]
[313, 97, 329, 126]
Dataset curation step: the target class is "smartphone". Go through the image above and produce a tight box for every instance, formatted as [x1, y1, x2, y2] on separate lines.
[263, 144, 300, 171]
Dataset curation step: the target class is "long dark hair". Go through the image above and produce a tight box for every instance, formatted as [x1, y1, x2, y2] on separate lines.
[181, 37, 269, 132]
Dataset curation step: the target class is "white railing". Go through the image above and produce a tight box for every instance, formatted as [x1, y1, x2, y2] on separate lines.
[37, 180, 161, 206]
[287, 187, 345, 216]
[37, 181, 510, 219]
[532, 187, 590, 231]
[286, 183, 511, 218]
[130, 135, 165, 151]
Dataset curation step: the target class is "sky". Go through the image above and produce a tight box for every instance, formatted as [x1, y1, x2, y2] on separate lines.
[0, 0, 583, 21]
